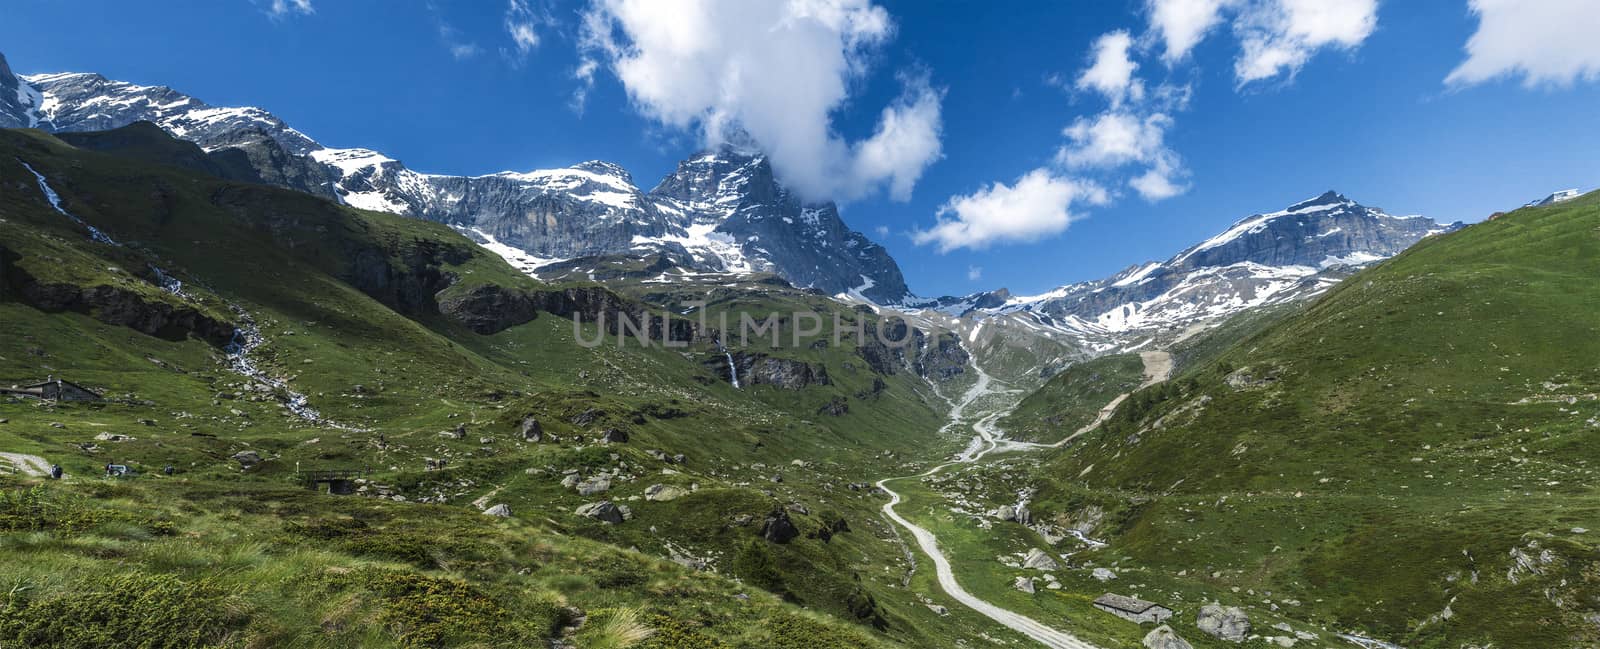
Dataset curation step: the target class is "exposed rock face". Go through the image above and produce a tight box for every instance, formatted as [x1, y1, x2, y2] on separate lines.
[1197, 603, 1251, 642]
[708, 352, 830, 390]
[1022, 548, 1059, 571]
[760, 510, 800, 543]
[2, 248, 235, 347]
[600, 428, 629, 444]
[1144, 625, 1194, 649]
[6, 62, 915, 303]
[0, 53, 43, 129]
[917, 331, 970, 381]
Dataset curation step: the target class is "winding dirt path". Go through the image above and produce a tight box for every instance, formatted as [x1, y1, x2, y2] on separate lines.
[0, 452, 54, 477]
[874, 350, 1173, 648]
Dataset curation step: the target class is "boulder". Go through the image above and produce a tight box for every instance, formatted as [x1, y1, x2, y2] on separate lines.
[482, 503, 512, 517]
[601, 428, 629, 444]
[560, 473, 582, 489]
[520, 416, 544, 441]
[576, 475, 612, 496]
[1022, 548, 1059, 571]
[760, 510, 800, 543]
[644, 484, 688, 502]
[576, 501, 629, 524]
[231, 450, 262, 467]
[1197, 603, 1251, 642]
[992, 505, 1016, 521]
[1013, 577, 1035, 594]
[1143, 625, 1194, 649]
[1092, 567, 1118, 582]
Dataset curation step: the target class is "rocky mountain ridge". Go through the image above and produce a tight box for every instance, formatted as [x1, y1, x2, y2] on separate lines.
[906, 191, 1462, 353]
[0, 52, 911, 303]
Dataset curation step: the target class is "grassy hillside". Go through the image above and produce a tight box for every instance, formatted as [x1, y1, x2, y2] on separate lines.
[1021, 193, 1600, 648]
[0, 126, 1013, 648]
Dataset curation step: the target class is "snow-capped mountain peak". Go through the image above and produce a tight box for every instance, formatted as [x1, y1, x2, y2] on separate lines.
[0, 51, 913, 302]
[922, 191, 1463, 353]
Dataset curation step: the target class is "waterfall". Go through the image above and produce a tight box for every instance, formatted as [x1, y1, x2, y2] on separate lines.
[222, 304, 358, 430]
[715, 338, 741, 389]
[149, 265, 192, 300]
[20, 160, 119, 246]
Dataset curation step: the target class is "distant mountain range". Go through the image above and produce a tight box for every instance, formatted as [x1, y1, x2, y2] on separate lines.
[0, 53, 910, 303]
[1, 51, 1469, 336]
[908, 191, 1462, 352]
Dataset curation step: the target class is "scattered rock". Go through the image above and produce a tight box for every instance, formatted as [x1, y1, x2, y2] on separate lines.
[576, 475, 612, 496]
[519, 416, 544, 441]
[1022, 548, 1059, 571]
[560, 473, 582, 489]
[600, 428, 629, 444]
[1197, 603, 1251, 642]
[644, 484, 688, 502]
[571, 408, 602, 426]
[231, 450, 262, 467]
[575, 501, 630, 524]
[816, 396, 849, 416]
[1013, 577, 1035, 594]
[94, 433, 133, 442]
[483, 503, 512, 517]
[1143, 625, 1194, 649]
[1092, 567, 1118, 582]
[926, 604, 949, 616]
[760, 510, 800, 543]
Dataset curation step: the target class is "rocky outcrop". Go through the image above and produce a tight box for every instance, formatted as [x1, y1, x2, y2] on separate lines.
[1013, 577, 1035, 594]
[1197, 603, 1251, 642]
[482, 503, 512, 517]
[917, 331, 970, 381]
[817, 396, 849, 416]
[2, 248, 235, 347]
[519, 417, 544, 442]
[706, 352, 830, 390]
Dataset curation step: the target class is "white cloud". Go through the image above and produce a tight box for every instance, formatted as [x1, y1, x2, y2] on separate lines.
[577, 0, 943, 202]
[1130, 154, 1189, 201]
[505, 0, 543, 58]
[1232, 0, 1378, 84]
[451, 43, 482, 60]
[852, 71, 945, 201]
[267, 0, 313, 18]
[1147, 0, 1233, 63]
[1057, 112, 1172, 169]
[967, 266, 983, 281]
[1446, 0, 1600, 88]
[913, 169, 1108, 252]
[1077, 31, 1145, 106]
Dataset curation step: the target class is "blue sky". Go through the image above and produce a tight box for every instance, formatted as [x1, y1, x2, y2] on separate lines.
[5, 0, 1599, 297]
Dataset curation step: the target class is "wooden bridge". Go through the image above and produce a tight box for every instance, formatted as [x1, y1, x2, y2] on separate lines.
[302, 468, 369, 495]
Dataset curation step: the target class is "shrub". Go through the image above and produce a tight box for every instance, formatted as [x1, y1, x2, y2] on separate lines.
[0, 572, 246, 648]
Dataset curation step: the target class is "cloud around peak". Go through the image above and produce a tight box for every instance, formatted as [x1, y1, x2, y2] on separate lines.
[577, 0, 943, 203]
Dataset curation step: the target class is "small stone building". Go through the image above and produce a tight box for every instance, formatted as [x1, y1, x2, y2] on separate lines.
[1093, 593, 1173, 624]
[1, 378, 101, 402]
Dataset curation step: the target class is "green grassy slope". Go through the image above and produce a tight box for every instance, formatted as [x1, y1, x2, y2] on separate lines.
[0, 126, 1002, 647]
[1024, 193, 1600, 648]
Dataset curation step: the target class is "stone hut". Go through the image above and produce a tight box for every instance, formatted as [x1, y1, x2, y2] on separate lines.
[1, 377, 101, 402]
[1092, 593, 1173, 624]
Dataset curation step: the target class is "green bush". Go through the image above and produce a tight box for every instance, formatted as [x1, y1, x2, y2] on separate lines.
[0, 572, 245, 648]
